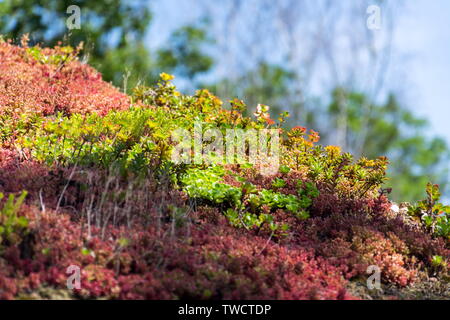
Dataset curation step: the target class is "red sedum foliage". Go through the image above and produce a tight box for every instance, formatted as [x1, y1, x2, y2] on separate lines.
[0, 202, 354, 300]
[0, 37, 130, 117]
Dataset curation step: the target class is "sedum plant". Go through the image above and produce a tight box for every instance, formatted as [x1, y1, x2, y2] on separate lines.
[408, 183, 450, 238]
[0, 191, 29, 248]
[13, 72, 388, 240]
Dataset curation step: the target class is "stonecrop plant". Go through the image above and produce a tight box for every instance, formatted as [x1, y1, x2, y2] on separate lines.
[408, 183, 450, 238]
[0, 191, 29, 249]
[14, 71, 390, 230]
[19, 109, 165, 175]
[180, 165, 317, 235]
[1, 39, 450, 300]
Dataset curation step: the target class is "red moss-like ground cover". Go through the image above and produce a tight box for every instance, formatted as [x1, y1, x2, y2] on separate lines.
[0, 202, 353, 300]
[0, 38, 130, 117]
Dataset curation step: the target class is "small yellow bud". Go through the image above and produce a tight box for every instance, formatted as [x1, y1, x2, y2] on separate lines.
[160, 72, 175, 81]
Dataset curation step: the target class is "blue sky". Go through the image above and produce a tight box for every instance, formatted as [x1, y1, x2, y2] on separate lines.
[394, 0, 450, 144]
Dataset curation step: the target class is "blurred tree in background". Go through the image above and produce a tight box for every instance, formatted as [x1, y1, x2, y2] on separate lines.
[208, 62, 298, 118]
[157, 22, 214, 85]
[0, 0, 213, 90]
[327, 89, 449, 202]
[0, 0, 153, 89]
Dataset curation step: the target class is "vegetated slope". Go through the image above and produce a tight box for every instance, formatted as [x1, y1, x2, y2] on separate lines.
[0, 38, 449, 300]
[0, 37, 130, 118]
